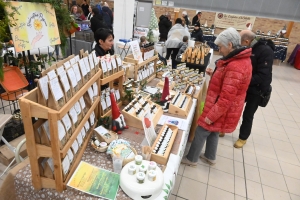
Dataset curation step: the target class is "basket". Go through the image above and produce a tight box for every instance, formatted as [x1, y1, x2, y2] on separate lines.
[91, 140, 108, 152]
[1, 66, 29, 92]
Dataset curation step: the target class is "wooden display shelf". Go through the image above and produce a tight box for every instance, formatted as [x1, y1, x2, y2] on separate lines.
[151, 124, 178, 165]
[124, 54, 158, 81]
[100, 70, 124, 85]
[19, 67, 102, 192]
[169, 94, 193, 117]
[121, 102, 163, 129]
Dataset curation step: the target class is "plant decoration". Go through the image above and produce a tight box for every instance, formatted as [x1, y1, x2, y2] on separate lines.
[140, 79, 147, 90]
[122, 88, 134, 104]
[147, 8, 158, 42]
[150, 92, 162, 104]
[163, 179, 173, 200]
[98, 116, 111, 129]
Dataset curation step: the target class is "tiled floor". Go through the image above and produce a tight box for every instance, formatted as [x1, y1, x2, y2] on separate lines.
[171, 55, 300, 200]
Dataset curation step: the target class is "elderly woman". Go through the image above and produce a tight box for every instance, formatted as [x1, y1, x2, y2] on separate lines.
[165, 18, 190, 69]
[181, 27, 252, 166]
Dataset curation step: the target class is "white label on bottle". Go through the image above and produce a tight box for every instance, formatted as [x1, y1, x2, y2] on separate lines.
[72, 63, 82, 83]
[111, 57, 117, 70]
[67, 149, 74, 163]
[62, 156, 70, 175]
[79, 97, 86, 110]
[88, 54, 95, 69]
[105, 96, 111, 107]
[61, 114, 72, 132]
[47, 158, 54, 172]
[47, 70, 57, 80]
[101, 98, 107, 110]
[77, 134, 83, 146]
[84, 121, 90, 132]
[71, 140, 79, 154]
[78, 59, 87, 76]
[56, 66, 65, 76]
[88, 87, 94, 102]
[57, 120, 66, 141]
[49, 77, 64, 101]
[42, 120, 50, 140]
[38, 76, 49, 100]
[83, 57, 91, 73]
[115, 90, 120, 100]
[59, 72, 71, 93]
[75, 55, 80, 62]
[100, 58, 108, 73]
[69, 57, 76, 65]
[81, 127, 86, 138]
[67, 68, 78, 88]
[74, 102, 81, 114]
[92, 51, 99, 65]
[93, 83, 98, 96]
[64, 61, 71, 69]
[116, 57, 122, 66]
[69, 107, 78, 124]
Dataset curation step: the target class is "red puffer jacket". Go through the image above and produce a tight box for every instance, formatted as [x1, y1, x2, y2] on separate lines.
[198, 47, 252, 133]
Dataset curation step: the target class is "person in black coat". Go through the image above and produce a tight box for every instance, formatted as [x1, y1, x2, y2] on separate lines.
[182, 11, 190, 27]
[192, 11, 202, 27]
[101, 2, 113, 30]
[234, 30, 274, 148]
[158, 14, 172, 41]
[81, 0, 89, 17]
[90, 8, 108, 33]
[191, 24, 204, 42]
[93, 28, 114, 57]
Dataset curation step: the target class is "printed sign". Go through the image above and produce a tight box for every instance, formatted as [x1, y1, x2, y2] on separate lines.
[5, 2, 60, 52]
[133, 26, 149, 40]
[214, 12, 256, 30]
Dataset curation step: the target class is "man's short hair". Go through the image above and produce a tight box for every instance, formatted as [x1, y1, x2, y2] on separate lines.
[241, 31, 256, 42]
[183, 36, 189, 42]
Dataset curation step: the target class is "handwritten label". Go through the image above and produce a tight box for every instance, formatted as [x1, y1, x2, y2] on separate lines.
[67, 68, 78, 88]
[49, 77, 64, 101]
[38, 76, 49, 100]
[61, 114, 72, 132]
[57, 120, 66, 141]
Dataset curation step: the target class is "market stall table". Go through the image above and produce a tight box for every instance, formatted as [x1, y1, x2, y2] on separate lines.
[0, 80, 205, 199]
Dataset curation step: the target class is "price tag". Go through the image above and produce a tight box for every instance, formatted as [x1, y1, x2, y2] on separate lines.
[79, 97, 86, 110]
[38, 76, 49, 100]
[84, 121, 90, 132]
[92, 83, 98, 96]
[71, 140, 79, 154]
[67, 68, 78, 88]
[74, 55, 80, 62]
[57, 120, 66, 141]
[78, 59, 87, 76]
[88, 54, 95, 69]
[88, 87, 94, 102]
[106, 95, 111, 107]
[69, 107, 78, 124]
[89, 114, 94, 126]
[64, 61, 71, 69]
[106, 59, 112, 71]
[56, 66, 65, 76]
[115, 90, 120, 100]
[67, 149, 74, 163]
[49, 77, 64, 101]
[59, 72, 71, 93]
[47, 70, 57, 80]
[72, 63, 82, 83]
[111, 56, 117, 70]
[101, 97, 107, 110]
[100, 58, 108, 73]
[92, 51, 99, 65]
[77, 134, 83, 146]
[74, 102, 81, 114]
[61, 114, 72, 132]
[83, 57, 91, 73]
[81, 127, 86, 139]
[69, 57, 76, 65]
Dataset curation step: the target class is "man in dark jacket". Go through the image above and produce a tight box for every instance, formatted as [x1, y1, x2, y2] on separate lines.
[191, 24, 204, 42]
[234, 30, 274, 148]
[192, 11, 202, 27]
[90, 8, 108, 33]
[158, 14, 172, 41]
[81, 0, 89, 17]
[101, 2, 113, 30]
[182, 11, 190, 27]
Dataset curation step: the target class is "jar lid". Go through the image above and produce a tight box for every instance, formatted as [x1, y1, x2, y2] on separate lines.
[139, 165, 147, 171]
[148, 170, 156, 177]
[149, 161, 157, 167]
[135, 155, 143, 162]
[100, 142, 107, 147]
[136, 172, 145, 180]
[129, 164, 136, 171]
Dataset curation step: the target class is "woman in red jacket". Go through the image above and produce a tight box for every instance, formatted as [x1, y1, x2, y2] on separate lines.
[182, 27, 252, 166]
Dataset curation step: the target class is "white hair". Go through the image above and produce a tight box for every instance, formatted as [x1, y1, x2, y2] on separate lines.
[214, 27, 241, 48]
[182, 11, 187, 16]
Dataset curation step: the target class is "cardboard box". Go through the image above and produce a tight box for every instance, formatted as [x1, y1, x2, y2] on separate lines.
[0, 135, 27, 166]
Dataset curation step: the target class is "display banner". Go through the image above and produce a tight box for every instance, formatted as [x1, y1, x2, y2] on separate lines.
[5, 2, 61, 52]
[214, 12, 256, 30]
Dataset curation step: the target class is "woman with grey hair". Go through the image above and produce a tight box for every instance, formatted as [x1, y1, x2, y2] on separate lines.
[181, 27, 252, 166]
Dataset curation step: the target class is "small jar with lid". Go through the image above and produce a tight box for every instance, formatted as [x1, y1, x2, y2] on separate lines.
[148, 170, 157, 181]
[148, 161, 157, 171]
[135, 155, 143, 165]
[136, 172, 146, 184]
[128, 164, 137, 175]
[139, 164, 147, 174]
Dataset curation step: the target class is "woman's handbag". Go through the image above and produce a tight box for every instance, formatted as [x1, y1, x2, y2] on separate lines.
[259, 85, 272, 107]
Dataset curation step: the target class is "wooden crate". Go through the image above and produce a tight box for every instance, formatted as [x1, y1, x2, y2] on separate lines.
[151, 124, 178, 165]
[169, 94, 193, 117]
[19, 69, 102, 192]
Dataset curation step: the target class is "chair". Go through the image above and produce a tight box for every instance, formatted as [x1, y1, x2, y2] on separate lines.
[117, 39, 131, 58]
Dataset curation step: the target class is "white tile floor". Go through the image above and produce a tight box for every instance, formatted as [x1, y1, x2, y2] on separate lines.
[171, 55, 300, 200]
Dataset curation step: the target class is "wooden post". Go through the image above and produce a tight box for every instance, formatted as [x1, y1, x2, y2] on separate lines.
[285, 21, 294, 38]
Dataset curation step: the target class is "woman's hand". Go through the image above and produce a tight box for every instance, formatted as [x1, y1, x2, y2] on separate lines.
[205, 117, 212, 125]
[206, 68, 213, 76]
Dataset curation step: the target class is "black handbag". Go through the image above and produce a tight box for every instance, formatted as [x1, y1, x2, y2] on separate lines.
[259, 85, 272, 107]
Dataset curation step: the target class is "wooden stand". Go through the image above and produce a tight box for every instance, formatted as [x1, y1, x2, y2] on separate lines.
[19, 70, 102, 192]
[169, 94, 193, 117]
[151, 124, 178, 165]
[124, 54, 158, 81]
[99, 70, 124, 117]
